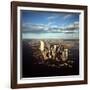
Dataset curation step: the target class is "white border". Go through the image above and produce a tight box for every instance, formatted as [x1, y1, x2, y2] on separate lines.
[17, 6, 84, 84]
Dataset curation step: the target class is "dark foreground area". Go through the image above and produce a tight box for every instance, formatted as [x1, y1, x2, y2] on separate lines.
[22, 39, 79, 78]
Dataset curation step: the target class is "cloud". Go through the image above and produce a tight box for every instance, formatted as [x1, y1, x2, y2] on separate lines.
[47, 14, 58, 20]
[22, 23, 46, 33]
[47, 22, 53, 26]
[47, 13, 73, 21]
[64, 21, 79, 31]
[56, 21, 79, 34]
[22, 21, 79, 34]
[47, 16, 55, 20]
[63, 14, 72, 20]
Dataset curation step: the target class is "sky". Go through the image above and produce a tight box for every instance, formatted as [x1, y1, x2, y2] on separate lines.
[21, 10, 80, 39]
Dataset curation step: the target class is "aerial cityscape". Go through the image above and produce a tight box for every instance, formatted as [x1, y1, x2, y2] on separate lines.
[21, 10, 80, 78]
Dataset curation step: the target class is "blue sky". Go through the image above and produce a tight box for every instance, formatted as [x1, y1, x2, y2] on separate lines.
[21, 10, 80, 39]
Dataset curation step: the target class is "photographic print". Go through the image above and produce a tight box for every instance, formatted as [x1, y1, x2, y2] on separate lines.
[22, 10, 79, 78]
[11, 1, 87, 89]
